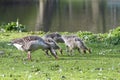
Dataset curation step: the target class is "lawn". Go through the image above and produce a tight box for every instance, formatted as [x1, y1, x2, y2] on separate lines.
[0, 31, 120, 80]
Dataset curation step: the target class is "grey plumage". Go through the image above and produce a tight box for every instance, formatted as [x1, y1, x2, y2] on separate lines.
[43, 32, 64, 54]
[44, 32, 64, 43]
[44, 38, 62, 55]
[11, 36, 58, 60]
[62, 35, 91, 55]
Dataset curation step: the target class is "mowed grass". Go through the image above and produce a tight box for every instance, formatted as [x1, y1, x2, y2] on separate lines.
[0, 32, 120, 80]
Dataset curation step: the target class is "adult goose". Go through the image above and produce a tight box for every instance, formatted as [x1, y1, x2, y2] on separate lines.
[11, 36, 58, 60]
[44, 38, 62, 55]
[61, 35, 91, 55]
[44, 32, 64, 43]
[43, 32, 64, 54]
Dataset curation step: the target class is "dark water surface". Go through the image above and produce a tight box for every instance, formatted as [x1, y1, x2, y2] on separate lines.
[0, 0, 120, 33]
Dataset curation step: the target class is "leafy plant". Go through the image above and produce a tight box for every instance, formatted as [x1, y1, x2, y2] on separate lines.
[105, 27, 120, 45]
[0, 19, 26, 32]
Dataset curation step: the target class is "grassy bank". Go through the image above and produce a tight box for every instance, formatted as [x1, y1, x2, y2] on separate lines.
[0, 28, 120, 80]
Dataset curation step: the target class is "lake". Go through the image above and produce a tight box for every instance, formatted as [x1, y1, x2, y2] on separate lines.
[0, 0, 120, 33]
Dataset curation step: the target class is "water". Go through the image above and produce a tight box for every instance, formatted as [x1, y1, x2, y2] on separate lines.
[0, 0, 120, 33]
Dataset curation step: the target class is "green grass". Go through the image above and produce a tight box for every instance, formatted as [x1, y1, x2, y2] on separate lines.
[0, 32, 120, 80]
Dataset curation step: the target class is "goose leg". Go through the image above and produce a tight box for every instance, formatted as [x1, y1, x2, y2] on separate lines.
[77, 48, 81, 53]
[45, 50, 51, 57]
[88, 48, 91, 53]
[27, 51, 31, 60]
[49, 48, 58, 59]
[59, 48, 63, 55]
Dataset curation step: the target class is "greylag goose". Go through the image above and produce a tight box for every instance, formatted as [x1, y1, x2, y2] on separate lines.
[43, 32, 64, 54]
[11, 36, 58, 60]
[44, 38, 62, 55]
[61, 35, 91, 55]
[44, 32, 64, 43]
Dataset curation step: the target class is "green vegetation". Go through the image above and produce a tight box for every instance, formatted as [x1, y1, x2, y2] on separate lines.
[0, 19, 26, 32]
[0, 27, 120, 80]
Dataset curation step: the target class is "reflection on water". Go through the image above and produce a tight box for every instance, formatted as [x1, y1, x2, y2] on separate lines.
[0, 2, 38, 31]
[0, 0, 120, 33]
